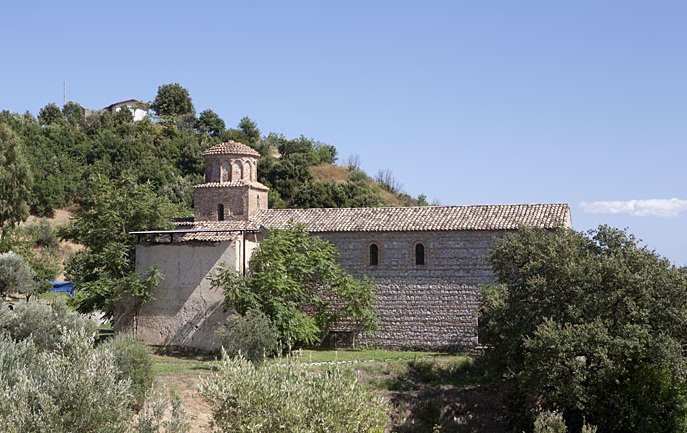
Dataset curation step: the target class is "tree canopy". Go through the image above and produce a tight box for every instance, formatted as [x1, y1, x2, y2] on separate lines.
[61, 174, 176, 317]
[0, 124, 32, 239]
[195, 109, 225, 137]
[211, 224, 377, 348]
[151, 83, 195, 118]
[1, 83, 425, 220]
[480, 225, 687, 432]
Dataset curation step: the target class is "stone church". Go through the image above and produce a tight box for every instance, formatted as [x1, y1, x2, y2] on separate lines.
[117, 141, 572, 351]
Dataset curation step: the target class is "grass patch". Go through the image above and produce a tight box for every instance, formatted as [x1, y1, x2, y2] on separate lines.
[150, 346, 219, 376]
[294, 348, 446, 364]
[310, 163, 350, 183]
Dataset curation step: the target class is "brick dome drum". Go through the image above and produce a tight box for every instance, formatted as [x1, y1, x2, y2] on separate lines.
[194, 141, 269, 221]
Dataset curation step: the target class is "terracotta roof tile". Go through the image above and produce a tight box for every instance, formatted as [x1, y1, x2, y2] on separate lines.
[152, 203, 571, 242]
[249, 203, 572, 232]
[202, 141, 260, 157]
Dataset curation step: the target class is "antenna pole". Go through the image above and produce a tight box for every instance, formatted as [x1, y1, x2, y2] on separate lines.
[63, 81, 66, 106]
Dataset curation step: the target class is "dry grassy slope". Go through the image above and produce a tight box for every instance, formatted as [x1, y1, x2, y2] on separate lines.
[25, 208, 82, 281]
[309, 163, 408, 207]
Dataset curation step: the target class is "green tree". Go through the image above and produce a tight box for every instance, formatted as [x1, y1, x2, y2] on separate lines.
[211, 224, 377, 348]
[37, 102, 66, 126]
[0, 124, 32, 240]
[151, 83, 195, 118]
[61, 174, 176, 318]
[480, 225, 687, 432]
[238, 116, 261, 147]
[222, 116, 262, 151]
[62, 101, 86, 126]
[195, 109, 225, 137]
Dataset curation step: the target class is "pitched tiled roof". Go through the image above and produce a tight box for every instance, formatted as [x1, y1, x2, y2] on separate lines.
[250, 203, 572, 232]
[203, 141, 260, 157]
[143, 203, 571, 242]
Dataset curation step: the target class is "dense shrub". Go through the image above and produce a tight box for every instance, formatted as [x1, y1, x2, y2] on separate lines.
[25, 217, 60, 249]
[0, 250, 36, 298]
[533, 411, 567, 433]
[101, 333, 155, 405]
[0, 334, 133, 433]
[0, 300, 96, 355]
[0, 301, 190, 433]
[214, 309, 279, 364]
[482, 226, 687, 431]
[532, 411, 597, 433]
[200, 353, 390, 433]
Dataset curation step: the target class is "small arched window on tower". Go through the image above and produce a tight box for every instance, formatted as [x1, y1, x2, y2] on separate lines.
[217, 204, 225, 221]
[369, 243, 379, 266]
[415, 242, 425, 266]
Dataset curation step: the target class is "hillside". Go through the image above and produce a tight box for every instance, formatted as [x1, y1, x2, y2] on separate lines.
[0, 88, 427, 220]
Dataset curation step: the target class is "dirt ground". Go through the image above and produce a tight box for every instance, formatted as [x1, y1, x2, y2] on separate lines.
[155, 373, 214, 433]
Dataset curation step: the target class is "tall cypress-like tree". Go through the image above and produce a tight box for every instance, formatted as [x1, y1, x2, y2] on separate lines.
[0, 124, 32, 241]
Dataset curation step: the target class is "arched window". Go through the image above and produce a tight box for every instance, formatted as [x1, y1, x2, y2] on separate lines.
[415, 243, 425, 265]
[217, 204, 225, 221]
[369, 243, 379, 266]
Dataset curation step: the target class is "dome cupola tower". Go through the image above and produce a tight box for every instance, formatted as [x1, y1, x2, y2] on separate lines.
[193, 141, 269, 221]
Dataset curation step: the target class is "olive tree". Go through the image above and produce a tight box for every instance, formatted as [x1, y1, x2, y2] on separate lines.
[0, 251, 36, 298]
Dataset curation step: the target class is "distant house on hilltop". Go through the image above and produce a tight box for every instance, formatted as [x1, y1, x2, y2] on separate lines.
[117, 141, 573, 351]
[102, 99, 149, 122]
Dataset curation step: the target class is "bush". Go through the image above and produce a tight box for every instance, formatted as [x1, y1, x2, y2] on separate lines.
[0, 329, 133, 433]
[215, 309, 279, 364]
[25, 217, 60, 249]
[0, 300, 96, 356]
[101, 333, 155, 405]
[0, 250, 36, 298]
[0, 301, 190, 433]
[533, 411, 567, 433]
[200, 353, 390, 433]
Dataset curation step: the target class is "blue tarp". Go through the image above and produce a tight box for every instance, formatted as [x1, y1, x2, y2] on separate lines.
[49, 281, 76, 297]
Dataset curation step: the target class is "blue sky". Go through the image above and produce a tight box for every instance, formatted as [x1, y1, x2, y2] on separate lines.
[2, 1, 686, 266]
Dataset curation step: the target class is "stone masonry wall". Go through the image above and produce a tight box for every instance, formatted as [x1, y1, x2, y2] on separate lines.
[194, 186, 268, 221]
[194, 186, 247, 220]
[316, 230, 504, 351]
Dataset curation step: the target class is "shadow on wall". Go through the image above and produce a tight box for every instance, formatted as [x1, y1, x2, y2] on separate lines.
[169, 297, 229, 350]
